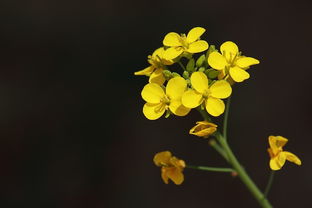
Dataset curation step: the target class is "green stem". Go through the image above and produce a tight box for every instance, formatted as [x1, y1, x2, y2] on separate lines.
[200, 97, 273, 208]
[264, 171, 275, 198]
[209, 139, 229, 162]
[196, 107, 211, 122]
[186, 165, 235, 173]
[178, 61, 186, 71]
[217, 134, 272, 208]
[223, 97, 231, 140]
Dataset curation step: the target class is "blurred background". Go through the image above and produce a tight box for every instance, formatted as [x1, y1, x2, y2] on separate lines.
[1, 0, 312, 207]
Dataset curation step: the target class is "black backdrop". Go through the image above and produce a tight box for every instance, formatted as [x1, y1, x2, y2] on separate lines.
[1, 0, 312, 207]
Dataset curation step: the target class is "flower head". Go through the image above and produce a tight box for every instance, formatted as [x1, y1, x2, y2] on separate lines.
[153, 151, 186, 185]
[267, 136, 302, 170]
[208, 41, 259, 83]
[189, 121, 217, 138]
[141, 77, 191, 120]
[163, 27, 209, 60]
[182, 72, 232, 117]
[135, 47, 173, 85]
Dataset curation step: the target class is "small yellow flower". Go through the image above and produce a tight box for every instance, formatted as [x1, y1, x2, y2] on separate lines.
[182, 72, 232, 117]
[267, 136, 302, 171]
[153, 151, 186, 185]
[134, 47, 173, 85]
[141, 77, 191, 120]
[189, 121, 217, 138]
[207, 41, 259, 82]
[163, 27, 209, 60]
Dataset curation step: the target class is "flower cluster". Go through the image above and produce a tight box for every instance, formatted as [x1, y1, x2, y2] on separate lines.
[135, 27, 302, 190]
[135, 27, 259, 122]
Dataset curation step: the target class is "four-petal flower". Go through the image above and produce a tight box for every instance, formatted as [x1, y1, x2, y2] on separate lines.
[208, 41, 259, 82]
[141, 77, 191, 120]
[163, 27, 209, 60]
[135, 47, 173, 85]
[267, 136, 302, 170]
[182, 72, 232, 117]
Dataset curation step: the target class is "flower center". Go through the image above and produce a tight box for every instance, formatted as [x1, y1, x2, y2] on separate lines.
[202, 89, 211, 98]
[223, 51, 238, 67]
[179, 34, 189, 48]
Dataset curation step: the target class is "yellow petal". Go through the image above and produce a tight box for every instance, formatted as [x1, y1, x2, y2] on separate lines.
[269, 153, 286, 171]
[170, 157, 186, 169]
[186, 27, 206, 43]
[161, 167, 169, 184]
[236, 57, 260, 68]
[209, 80, 232, 99]
[163, 32, 182, 47]
[149, 68, 165, 85]
[207, 52, 227, 70]
[141, 83, 165, 103]
[163, 47, 184, 60]
[152, 47, 165, 58]
[220, 41, 239, 62]
[284, 151, 302, 166]
[143, 103, 165, 120]
[166, 167, 184, 185]
[187, 40, 209, 53]
[166, 77, 187, 100]
[229, 66, 250, 82]
[189, 121, 217, 137]
[182, 89, 203, 108]
[268, 136, 288, 155]
[205, 97, 225, 117]
[134, 65, 155, 76]
[153, 151, 172, 166]
[169, 100, 191, 116]
[190, 72, 209, 94]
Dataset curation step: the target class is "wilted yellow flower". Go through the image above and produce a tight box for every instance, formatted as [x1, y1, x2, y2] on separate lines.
[189, 121, 217, 138]
[153, 151, 186, 185]
[267, 136, 302, 171]
[208, 41, 259, 82]
[141, 77, 190, 120]
[163, 27, 209, 60]
[182, 72, 232, 117]
[134, 47, 173, 85]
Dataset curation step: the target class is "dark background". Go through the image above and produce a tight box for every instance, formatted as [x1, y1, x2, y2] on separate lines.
[1, 0, 311, 207]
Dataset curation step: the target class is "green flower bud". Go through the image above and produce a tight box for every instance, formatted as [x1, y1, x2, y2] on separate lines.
[163, 70, 172, 79]
[196, 54, 206, 67]
[182, 71, 189, 79]
[198, 67, 205, 72]
[205, 68, 220, 79]
[186, 58, 195, 73]
[206, 45, 217, 57]
[172, 72, 181, 77]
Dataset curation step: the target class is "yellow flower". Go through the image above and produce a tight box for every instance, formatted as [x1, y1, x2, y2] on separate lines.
[267, 136, 302, 171]
[207, 41, 259, 82]
[189, 121, 217, 138]
[153, 151, 186, 185]
[141, 77, 191, 120]
[182, 72, 232, 117]
[163, 27, 209, 60]
[134, 47, 173, 85]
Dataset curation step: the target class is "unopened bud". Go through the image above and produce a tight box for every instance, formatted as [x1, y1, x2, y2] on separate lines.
[196, 54, 206, 67]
